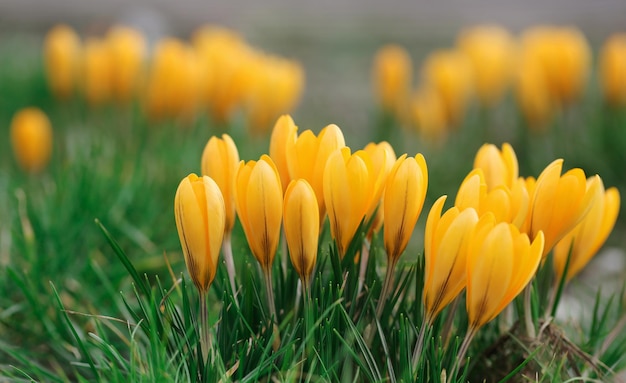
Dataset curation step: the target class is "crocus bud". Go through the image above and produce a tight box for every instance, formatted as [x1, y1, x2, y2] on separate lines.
[527, 159, 601, 258]
[106, 25, 146, 103]
[409, 86, 449, 143]
[283, 179, 319, 284]
[515, 50, 553, 130]
[286, 124, 346, 223]
[269, 115, 298, 193]
[81, 38, 112, 107]
[372, 44, 413, 116]
[201, 134, 240, 234]
[174, 174, 226, 293]
[422, 49, 473, 127]
[473, 143, 518, 190]
[323, 148, 377, 258]
[363, 141, 397, 233]
[44, 24, 80, 100]
[553, 179, 620, 282]
[383, 153, 428, 261]
[423, 196, 479, 322]
[235, 155, 283, 270]
[600, 34, 626, 107]
[10, 107, 53, 173]
[466, 221, 544, 329]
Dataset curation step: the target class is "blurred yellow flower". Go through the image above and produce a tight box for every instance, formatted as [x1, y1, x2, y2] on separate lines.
[422, 49, 473, 127]
[106, 25, 146, 104]
[526, 159, 601, 258]
[372, 44, 413, 116]
[383, 153, 428, 261]
[553, 180, 620, 282]
[81, 38, 112, 107]
[323, 148, 378, 258]
[174, 174, 226, 292]
[457, 25, 516, 106]
[600, 33, 626, 107]
[283, 179, 319, 285]
[514, 49, 553, 130]
[10, 107, 53, 173]
[473, 143, 518, 190]
[409, 86, 449, 143]
[466, 219, 544, 329]
[44, 24, 80, 100]
[286, 124, 346, 223]
[423, 196, 479, 322]
[201, 134, 240, 234]
[235, 155, 283, 270]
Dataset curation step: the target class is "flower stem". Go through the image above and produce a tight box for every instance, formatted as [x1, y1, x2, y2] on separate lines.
[357, 238, 371, 297]
[375, 258, 397, 318]
[411, 315, 429, 372]
[198, 290, 210, 363]
[221, 232, 238, 306]
[450, 327, 476, 380]
[524, 284, 536, 338]
[263, 267, 278, 322]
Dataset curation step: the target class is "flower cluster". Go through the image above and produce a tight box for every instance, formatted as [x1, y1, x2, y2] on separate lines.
[43, 24, 304, 134]
[372, 25, 626, 140]
[174, 115, 619, 366]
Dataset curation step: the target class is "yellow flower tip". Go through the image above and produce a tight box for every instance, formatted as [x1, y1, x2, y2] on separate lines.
[44, 24, 81, 100]
[372, 44, 413, 116]
[466, 222, 543, 329]
[10, 107, 53, 173]
[175, 174, 226, 293]
[553, 179, 621, 282]
[82, 37, 113, 107]
[235, 156, 283, 270]
[409, 86, 449, 144]
[106, 25, 147, 103]
[270, 115, 299, 193]
[363, 141, 398, 234]
[383, 153, 428, 260]
[423, 197, 479, 322]
[201, 134, 240, 233]
[455, 168, 487, 212]
[283, 179, 319, 283]
[473, 142, 519, 190]
[600, 33, 626, 107]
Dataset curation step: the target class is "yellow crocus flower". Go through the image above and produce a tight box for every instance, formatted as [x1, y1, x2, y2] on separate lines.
[10, 108, 53, 173]
[174, 174, 226, 293]
[600, 34, 626, 107]
[106, 25, 146, 104]
[235, 155, 283, 270]
[323, 148, 378, 258]
[466, 220, 544, 329]
[201, 134, 240, 234]
[553, 180, 620, 282]
[81, 38, 112, 107]
[409, 86, 449, 144]
[283, 179, 319, 285]
[269, 115, 298, 193]
[383, 153, 428, 261]
[44, 24, 80, 100]
[286, 124, 346, 223]
[364, 141, 397, 234]
[423, 196, 479, 321]
[457, 25, 516, 106]
[372, 44, 413, 116]
[515, 50, 554, 130]
[527, 159, 601, 258]
[473, 143, 519, 190]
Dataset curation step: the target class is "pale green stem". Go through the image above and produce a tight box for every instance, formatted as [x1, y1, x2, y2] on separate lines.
[375, 258, 397, 318]
[221, 232, 238, 305]
[441, 297, 460, 347]
[264, 268, 278, 322]
[280, 228, 288, 276]
[198, 290, 210, 363]
[450, 327, 476, 380]
[411, 316, 430, 371]
[524, 284, 536, 338]
[357, 238, 371, 297]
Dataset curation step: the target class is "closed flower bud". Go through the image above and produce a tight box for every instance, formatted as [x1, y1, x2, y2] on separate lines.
[457, 25, 516, 106]
[44, 24, 80, 100]
[383, 153, 428, 260]
[515, 51, 553, 130]
[423, 196, 479, 322]
[473, 143, 518, 190]
[466, 220, 544, 329]
[174, 174, 226, 292]
[235, 155, 283, 270]
[364, 141, 397, 233]
[323, 148, 378, 258]
[600, 34, 626, 107]
[283, 179, 319, 284]
[553, 179, 620, 282]
[201, 134, 240, 234]
[269, 115, 298, 193]
[286, 124, 346, 223]
[422, 50, 473, 127]
[409, 86, 449, 143]
[81, 38, 112, 107]
[106, 25, 146, 103]
[372, 44, 413, 116]
[527, 159, 601, 258]
[10, 108, 53, 173]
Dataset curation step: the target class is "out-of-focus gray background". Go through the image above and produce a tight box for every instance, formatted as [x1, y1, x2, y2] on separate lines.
[2, 0, 626, 137]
